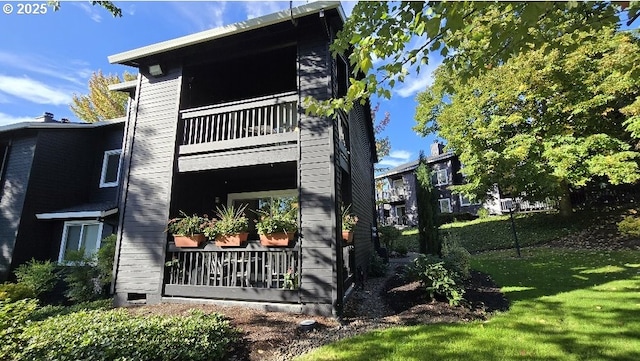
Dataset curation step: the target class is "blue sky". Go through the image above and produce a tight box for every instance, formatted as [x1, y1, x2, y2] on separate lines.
[0, 1, 439, 168]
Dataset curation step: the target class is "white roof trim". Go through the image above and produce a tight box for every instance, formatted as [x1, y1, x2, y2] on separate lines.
[36, 208, 118, 220]
[108, 80, 138, 92]
[0, 117, 125, 134]
[108, 1, 343, 65]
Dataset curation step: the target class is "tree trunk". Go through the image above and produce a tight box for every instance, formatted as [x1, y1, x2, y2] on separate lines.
[558, 181, 573, 217]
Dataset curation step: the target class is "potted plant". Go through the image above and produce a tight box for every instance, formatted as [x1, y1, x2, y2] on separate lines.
[204, 204, 249, 247]
[255, 198, 298, 246]
[341, 204, 358, 244]
[166, 211, 209, 247]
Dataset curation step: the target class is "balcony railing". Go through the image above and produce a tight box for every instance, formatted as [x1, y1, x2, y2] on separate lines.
[164, 246, 300, 302]
[500, 197, 557, 213]
[179, 91, 299, 155]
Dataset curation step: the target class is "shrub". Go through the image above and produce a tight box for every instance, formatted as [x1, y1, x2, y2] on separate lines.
[477, 207, 490, 219]
[12, 308, 238, 361]
[441, 237, 471, 280]
[30, 299, 112, 321]
[61, 250, 100, 303]
[378, 225, 401, 250]
[96, 234, 117, 289]
[405, 254, 464, 306]
[394, 243, 409, 257]
[14, 259, 57, 299]
[0, 283, 36, 302]
[0, 298, 39, 360]
[618, 216, 640, 237]
[369, 251, 388, 278]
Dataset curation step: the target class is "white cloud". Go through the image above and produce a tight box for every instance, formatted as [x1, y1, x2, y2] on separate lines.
[172, 2, 227, 31]
[0, 75, 73, 105]
[378, 149, 413, 167]
[244, 1, 284, 19]
[0, 112, 35, 126]
[0, 52, 88, 86]
[75, 3, 102, 23]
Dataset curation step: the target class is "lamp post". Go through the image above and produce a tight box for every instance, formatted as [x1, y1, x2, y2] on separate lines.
[507, 200, 521, 258]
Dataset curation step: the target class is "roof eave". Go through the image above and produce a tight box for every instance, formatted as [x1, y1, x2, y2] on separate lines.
[108, 1, 343, 66]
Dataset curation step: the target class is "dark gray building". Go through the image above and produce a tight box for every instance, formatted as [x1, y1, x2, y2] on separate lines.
[0, 113, 124, 281]
[375, 142, 481, 226]
[108, 2, 377, 316]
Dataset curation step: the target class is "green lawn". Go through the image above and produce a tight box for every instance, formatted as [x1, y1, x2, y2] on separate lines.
[297, 248, 640, 361]
[397, 211, 594, 253]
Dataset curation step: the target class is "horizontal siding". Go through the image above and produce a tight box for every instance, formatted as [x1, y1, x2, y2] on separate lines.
[114, 69, 182, 296]
[0, 137, 36, 280]
[347, 103, 375, 277]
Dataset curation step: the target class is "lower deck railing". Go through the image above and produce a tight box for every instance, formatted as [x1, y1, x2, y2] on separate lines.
[165, 248, 299, 290]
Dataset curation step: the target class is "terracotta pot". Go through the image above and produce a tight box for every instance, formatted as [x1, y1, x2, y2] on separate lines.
[342, 230, 354, 244]
[214, 232, 249, 247]
[259, 232, 295, 247]
[173, 234, 206, 247]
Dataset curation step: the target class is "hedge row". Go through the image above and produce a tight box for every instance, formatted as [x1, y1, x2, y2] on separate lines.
[1, 301, 238, 361]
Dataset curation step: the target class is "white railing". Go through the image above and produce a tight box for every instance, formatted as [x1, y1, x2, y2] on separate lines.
[500, 197, 557, 213]
[180, 92, 298, 147]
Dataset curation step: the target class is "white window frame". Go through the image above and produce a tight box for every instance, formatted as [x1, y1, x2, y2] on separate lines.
[439, 198, 452, 213]
[58, 221, 104, 263]
[459, 194, 471, 206]
[99, 149, 122, 188]
[435, 169, 449, 186]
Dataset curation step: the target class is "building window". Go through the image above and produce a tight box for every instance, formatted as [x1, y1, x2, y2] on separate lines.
[459, 194, 472, 206]
[433, 169, 448, 186]
[439, 198, 452, 213]
[100, 149, 122, 188]
[58, 221, 103, 262]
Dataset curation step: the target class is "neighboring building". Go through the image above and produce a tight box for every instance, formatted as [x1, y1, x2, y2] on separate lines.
[108, 2, 377, 316]
[375, 142, 481, 226]
[0, 113, 124, 281]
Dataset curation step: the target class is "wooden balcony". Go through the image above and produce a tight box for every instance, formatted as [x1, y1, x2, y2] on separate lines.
[177, 92, 299, 172]
[164, 244, 300, 302]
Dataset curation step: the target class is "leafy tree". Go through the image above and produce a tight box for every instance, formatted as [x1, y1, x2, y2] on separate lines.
[372, 103, 392, 160]
[48, 1, 122, 17]
[70, 70, 136, 123]
[414, 26, 640, 216]
[305, 1, 639, 116]
[415, 152, 439, 255]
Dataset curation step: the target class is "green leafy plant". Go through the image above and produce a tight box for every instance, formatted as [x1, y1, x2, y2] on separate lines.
[477, 207, 490, 219]
[394, 243, 409, 257]
[166, 211, 209, 236]
[405, 254, 465, 306]
[341, 204, 359, 231]
[96, 234, 117, 289]
[442, 236, 471, 281]
[60, 250, 100, 303]
[283, 267, 299, 290]
[0, 298, 39, 360]
[378, 225, 401, 251]
[255, 198, 298, 235]
[368, 252, 388, 278]
[0, 283, 36, 302]
[14, 259, 57, 299]
[618, 215, 640, 237]
[10, 308, 238, 361]
[203, 204, 249, 239]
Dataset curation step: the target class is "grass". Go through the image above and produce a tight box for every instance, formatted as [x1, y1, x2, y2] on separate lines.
[396, 211, 594, 253]
[296, 248, 640, 361]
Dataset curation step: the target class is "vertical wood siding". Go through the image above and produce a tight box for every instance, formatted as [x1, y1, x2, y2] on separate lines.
[0, 137, 36, 280]
[114, 70, 182, 299]
[298, 39, 337, 312]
